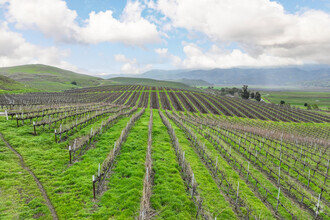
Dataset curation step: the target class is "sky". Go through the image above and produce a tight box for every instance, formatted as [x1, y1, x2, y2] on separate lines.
[0, 0, 330, 76]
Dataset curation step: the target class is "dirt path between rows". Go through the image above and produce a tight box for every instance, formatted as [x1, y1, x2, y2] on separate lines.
[0, 133, 58, 220]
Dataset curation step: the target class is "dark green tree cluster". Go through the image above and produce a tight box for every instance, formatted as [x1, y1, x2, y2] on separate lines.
[255, 92, 261, 101]
[241, 85, 261, 101]
[241, 85, 250, 99]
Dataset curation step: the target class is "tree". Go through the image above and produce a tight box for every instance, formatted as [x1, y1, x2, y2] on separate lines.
[280, 100, 285, 105]
[255, 92, 261, 101]
[304, 103, 308, 107]
[250, 92, 255, 99]
[241, 85, 250, 99]
[71, 81, 77, 85]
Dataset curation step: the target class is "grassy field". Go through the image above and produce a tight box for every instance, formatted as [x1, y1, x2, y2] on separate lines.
[109, 77, 193, 90]
[262, 91, 330, 109]
[199, 85, 330, 109]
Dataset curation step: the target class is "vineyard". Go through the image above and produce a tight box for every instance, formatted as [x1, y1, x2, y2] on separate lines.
[0, 85, 329, 219]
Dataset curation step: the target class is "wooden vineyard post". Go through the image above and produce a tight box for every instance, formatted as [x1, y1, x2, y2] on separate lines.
[5, 110, 8, 120]
[247, 162, 250, 180]
[21, 112, 24, 125]
[315, 193, 321, 218]
[33, 121, 37, 135]
[308, 169, 311, 187]
[54, 129, 57, 143]
[191, 173, 194, 198]
[92, 175, 96, 200]
[16, 114, 19, 127]
[276, 187, 280, 213]
[325, 159, 329, 184]
[215, 156, 218, 173]
[236, 182, 239, 206]
[98, 163, 100, 178]
[278, 166, 281, 186]
[59, 124, 62, 142]
[182, 151, 185, 171]
[69, 146, 72, 164]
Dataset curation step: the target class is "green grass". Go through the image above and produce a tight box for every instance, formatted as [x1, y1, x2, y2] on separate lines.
[0, 139, 52, 219]
[0, 112, 133, 219]
[261, 91, 330, 109]
[150, 110, 196, 219]
[0, 75, 39, 94]
[0, 64, 114, 92]
[209, 126, 315, 219]
[93, 111, 149, 219]
[186, 123, 275, 219]
[109, 77, 194, 90]
[167, 115, 237, 219]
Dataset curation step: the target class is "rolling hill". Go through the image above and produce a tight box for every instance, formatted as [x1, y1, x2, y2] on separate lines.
[108, 77, 193, 89]
[0, 64, 114, 91]
[0, 75, 38, 93]
[0, 64, 198, 92]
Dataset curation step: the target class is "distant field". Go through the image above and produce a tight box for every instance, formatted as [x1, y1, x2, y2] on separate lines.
[200, 84, 330, 92]
[199, 85, 330, 109]
[109, 77, 194, 90]
[262, 91, 330, 109]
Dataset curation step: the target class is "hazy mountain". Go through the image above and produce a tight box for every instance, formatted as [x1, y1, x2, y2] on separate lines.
[128, 66, 330, 87]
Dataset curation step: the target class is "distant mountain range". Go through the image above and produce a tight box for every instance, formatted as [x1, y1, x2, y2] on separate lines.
[1, 64, 329, 93]
[104, 66, 330, 88]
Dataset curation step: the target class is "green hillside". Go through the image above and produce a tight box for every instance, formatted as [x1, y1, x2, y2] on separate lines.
[173, 78, 211, 86]
[0, 75, 38, 94]
[109, 77, 193, 89]
[0, 64, 114, 92]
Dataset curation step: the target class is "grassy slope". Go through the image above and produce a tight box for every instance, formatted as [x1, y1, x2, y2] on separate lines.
[0, 64, 114, 92]
[109, 77, 193, 90]
[0, 75, 38, 94]
[0, 139, 52, 219]
[150, 109, 196, 219]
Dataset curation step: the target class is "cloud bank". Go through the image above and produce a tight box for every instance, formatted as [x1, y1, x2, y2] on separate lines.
[152, 0, 330, 67]
[1, 0, 161, 46]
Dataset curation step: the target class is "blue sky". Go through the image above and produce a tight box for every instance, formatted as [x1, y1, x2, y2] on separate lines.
[1, 0, 330, 76]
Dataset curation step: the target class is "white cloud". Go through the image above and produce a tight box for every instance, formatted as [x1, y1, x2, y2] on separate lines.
[155, 47, 181, 66]
[1, 0, 161, 46]
[0, 22, 77, 70]
[153, 0, 330, 65]
[114, 54, 152, 74]
[160, 43, 302, 69]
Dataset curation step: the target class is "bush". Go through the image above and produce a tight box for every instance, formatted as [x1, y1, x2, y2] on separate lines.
[71, 81, 77, 85]
[280, 100, 285, 105]
[255, 92, 261, 102]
